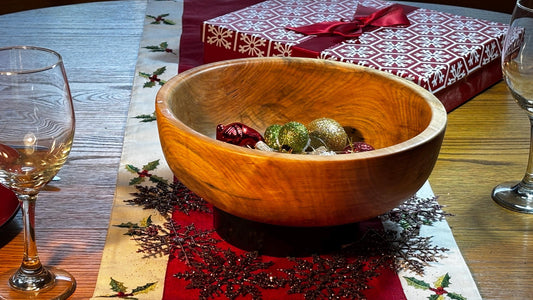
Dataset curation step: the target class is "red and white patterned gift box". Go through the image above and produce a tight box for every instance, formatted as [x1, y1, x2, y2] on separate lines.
[202, 0, 508, 112]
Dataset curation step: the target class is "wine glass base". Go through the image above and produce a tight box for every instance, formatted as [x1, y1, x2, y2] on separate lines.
[492, 182, 533, 213]
[0, 266, 76, 299]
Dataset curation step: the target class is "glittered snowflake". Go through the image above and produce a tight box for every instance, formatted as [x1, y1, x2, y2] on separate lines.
[174, 250, 283, 300]
[283, 254, 378, 300]
[126, 181, 210, 218]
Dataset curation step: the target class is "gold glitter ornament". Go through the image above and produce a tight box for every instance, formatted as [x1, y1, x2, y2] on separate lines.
[278, 121, 309, 153]
[264, 124, 282, 150]
[307, 117, 348, 151]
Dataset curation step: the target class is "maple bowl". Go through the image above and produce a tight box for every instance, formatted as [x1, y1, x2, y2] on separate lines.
[155, 57, 446, 227]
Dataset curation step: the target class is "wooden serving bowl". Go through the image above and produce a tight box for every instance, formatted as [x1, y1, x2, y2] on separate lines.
[156, 57, 446, 227]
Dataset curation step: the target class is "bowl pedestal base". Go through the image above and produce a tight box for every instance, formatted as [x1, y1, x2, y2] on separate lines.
[213, 208, 364, 257]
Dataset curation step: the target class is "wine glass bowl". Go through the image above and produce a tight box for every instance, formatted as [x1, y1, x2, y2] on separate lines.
[492, 0, 533, 213]
[0, 46, 75, 298]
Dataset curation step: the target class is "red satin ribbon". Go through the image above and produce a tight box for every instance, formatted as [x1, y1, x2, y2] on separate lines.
[286, 4, 410, 38]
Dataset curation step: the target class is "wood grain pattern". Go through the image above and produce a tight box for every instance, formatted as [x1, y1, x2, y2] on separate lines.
[0, 1, 147, 299]
[429, 81, 533, 299]
[0, 1, 527, 299]
[156, 57, 447, 226]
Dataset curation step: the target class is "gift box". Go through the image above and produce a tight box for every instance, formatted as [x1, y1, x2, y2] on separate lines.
[202, 0, 508, 112]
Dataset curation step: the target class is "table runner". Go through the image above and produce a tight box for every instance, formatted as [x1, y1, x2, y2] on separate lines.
[91, 0, 482, 299]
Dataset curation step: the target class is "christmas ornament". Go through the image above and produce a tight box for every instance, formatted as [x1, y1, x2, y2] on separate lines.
[307, 118, 348, 151]
[216, 122, 264, 148]
[343, 141, 375, 153]
[309, 146, 336, 156]
[263, 124, 282, 150]
[278, 121, 309, 153]
[255, 141, 275, 152]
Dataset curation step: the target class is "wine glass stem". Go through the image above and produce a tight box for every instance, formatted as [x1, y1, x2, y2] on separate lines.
[9, 194, 54, 291]
[20, 195, 43, 272]
[521, 116, 533, 189]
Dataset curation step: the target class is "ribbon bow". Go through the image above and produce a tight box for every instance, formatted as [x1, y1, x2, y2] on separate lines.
[286, 4, 410, 38]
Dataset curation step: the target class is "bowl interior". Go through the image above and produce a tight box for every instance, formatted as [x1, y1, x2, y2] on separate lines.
[168, 58, 433, 150]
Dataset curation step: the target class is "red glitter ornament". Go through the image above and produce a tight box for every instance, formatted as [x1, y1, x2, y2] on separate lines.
[343, 141, 375, 153]
[216, 122, 264, 148]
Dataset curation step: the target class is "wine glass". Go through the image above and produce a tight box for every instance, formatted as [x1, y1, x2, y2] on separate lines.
[492, 0, 533, 213]
[0, 46, 76, 298]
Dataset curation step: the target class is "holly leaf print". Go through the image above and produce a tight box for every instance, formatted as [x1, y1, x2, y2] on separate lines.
[125, 160, 168, 185]
[143, 160, 160, 171]
[139, 67, 167, 88]
[149, 174, 167, 184]
[134, 113, 157, 123]
[110, 277, 128, 293]
[404, 276, 431, 290]
[97, 277, 157, 299]
[447, 292, 468, 300]
[130, 281, 157, 295]
[140, 215, 153, 227]
[129, 176, 144, 186]
[152, 67, 166, 76]
[143, 42, 176, 55]
[434, 273, 451, 289]
[125, 164, 140, 174]
[146, 13, 176, 25]
[114, 221, 142, 229]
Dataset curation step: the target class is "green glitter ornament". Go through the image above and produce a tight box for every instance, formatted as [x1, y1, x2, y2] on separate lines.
[278, 121, 309, 153]
[264, 124, 282, 150]
[307, 117, 348, 151]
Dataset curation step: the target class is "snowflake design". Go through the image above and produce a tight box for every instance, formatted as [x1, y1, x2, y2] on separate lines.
[270, 16, 308, 28]
[377, 28, 413, 40]
[453, 44, 481, 65]
[449, 31, 484, 43]
[414, 49, 452, 63]
[308, 2, 345, 13]
[376, 54, 414, 68]
[238, 34, 267, 56]
[415, 24, 450, 36]
[482, 42, 500, 64]
[382, 196, 451, 230]
[239, 9, 275, 20]
[206, 25, 233, 50]
[416, 36, 451, 48]
[357, 34, 379, 44]
[447, 19, 483, 31]
[414, 64, 447, 88]
[273, 42, 293, 57]
[235, 20, 272, 32]
[174, 250, 283, 300]
[268, 27, 303, 41]
[410, 11, 447, 24]
[306, 13, 339, 23]
[484, 26, 507, 39]
[210, 13, 239, 24]
[447, 61, 466, 85]
[126, 180, 210, 218]
[276, 6, 311, 16]
[336, 45, 376, 58]
[376, 41, 413, 53]
[123, 175, 453, 299]
[283, 255, 378, 300]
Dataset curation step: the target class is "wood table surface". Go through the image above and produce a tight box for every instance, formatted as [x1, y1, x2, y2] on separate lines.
[0, 1, 528, 299]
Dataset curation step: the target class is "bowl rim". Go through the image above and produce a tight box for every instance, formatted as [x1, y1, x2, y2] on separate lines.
[156, 57, 447, 162]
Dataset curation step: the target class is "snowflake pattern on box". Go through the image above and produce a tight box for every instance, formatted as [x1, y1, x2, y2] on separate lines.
[202, 0, 507, 94]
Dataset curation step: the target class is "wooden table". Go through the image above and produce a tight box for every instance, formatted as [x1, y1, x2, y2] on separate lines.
[0, 1, 528, 299]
